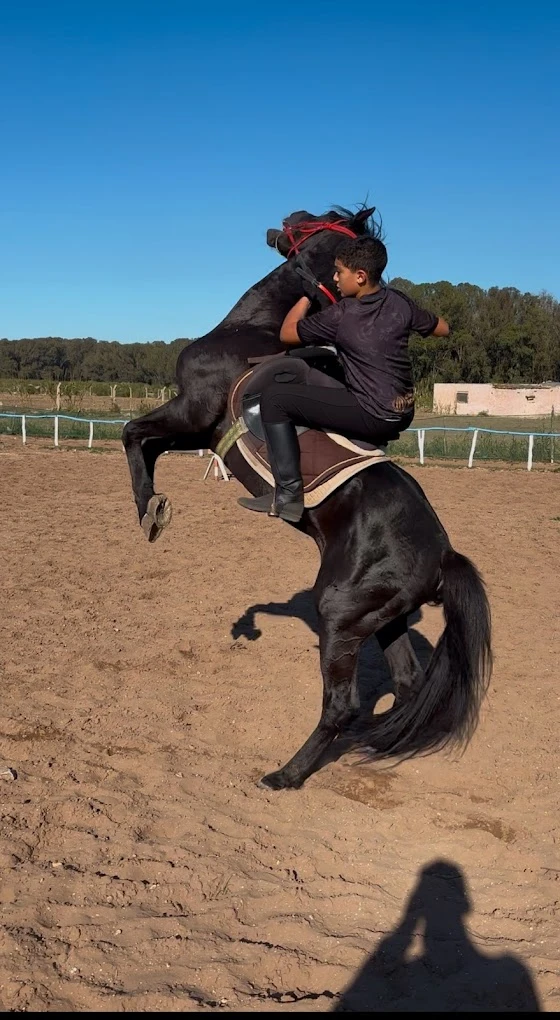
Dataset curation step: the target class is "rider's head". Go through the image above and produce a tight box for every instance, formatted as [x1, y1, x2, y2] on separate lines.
[333, 236, 388, 298]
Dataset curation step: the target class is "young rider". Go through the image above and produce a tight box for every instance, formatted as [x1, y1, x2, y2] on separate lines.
[239, 235, 449, 522]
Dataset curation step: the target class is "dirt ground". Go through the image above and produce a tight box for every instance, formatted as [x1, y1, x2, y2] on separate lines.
[0, 441, 558, 1012]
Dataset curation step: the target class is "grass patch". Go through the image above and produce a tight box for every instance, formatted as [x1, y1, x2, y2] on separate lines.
[1, 408, 558, 464]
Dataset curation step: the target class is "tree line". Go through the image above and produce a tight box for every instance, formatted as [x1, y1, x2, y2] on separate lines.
[393, 279, 560, 385]
[0, 335, 191, 386]
[1, 280, 559, 386]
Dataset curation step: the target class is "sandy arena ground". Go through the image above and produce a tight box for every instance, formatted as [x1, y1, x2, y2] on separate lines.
[0, 440, 558, 1011]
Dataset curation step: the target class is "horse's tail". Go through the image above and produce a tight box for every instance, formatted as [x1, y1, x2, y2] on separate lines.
[364, 549, 492, 761]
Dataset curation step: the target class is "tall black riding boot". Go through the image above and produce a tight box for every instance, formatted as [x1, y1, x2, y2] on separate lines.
[265, 421, 304, 521]
[238, 421, 304, 522]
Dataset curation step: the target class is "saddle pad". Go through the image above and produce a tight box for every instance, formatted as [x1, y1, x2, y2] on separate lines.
[219, 365, 389, 509]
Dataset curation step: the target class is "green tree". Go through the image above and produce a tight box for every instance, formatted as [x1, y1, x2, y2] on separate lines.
[1, 279, 558, 387]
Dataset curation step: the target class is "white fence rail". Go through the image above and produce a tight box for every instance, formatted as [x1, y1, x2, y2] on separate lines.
[0, 413, 559, 472]
[0, 412, 207, 457]
[413, 424, 558, 471]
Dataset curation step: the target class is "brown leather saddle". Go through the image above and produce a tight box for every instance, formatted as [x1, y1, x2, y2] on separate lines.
[216, 348, 390, 508]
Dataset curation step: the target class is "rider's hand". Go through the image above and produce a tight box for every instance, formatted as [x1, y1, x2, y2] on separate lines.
[307, 287, 335, 313]
[299, 275, 320, 304]
[294, 258, 334, 312]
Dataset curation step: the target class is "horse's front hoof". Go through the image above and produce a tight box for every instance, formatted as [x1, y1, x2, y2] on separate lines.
[141, 494, 173, 542]
[258, 769, 303, 791]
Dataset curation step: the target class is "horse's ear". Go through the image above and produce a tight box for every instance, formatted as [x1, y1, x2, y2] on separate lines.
[353, 206, 376, 223]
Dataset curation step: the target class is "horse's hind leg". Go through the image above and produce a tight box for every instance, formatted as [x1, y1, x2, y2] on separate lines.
[377, 614, 426, 707]
[259, 544, 418, 789]
[260, 607, 423, 789]
[260, 612, 365, 790]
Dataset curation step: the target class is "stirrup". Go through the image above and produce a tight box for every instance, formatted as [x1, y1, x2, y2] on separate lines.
[269, 492, 304, 523]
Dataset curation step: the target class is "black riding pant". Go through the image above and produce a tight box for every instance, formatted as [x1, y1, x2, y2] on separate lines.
[260, 368, 412, 445]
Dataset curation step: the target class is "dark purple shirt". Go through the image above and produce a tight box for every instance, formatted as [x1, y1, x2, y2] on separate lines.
[296, 287, 438, 420]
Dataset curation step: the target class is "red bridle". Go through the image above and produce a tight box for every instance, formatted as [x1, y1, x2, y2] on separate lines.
[281, 219, 358, 305]
[282, 218, 358, 258]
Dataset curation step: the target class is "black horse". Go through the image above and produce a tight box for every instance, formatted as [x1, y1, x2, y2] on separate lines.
[123, 205, 492, 791]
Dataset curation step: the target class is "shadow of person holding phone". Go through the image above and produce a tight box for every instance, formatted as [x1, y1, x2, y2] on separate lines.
[333, 860, 541, 1012]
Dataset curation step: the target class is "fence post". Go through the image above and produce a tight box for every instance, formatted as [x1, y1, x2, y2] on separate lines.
[417, 429, 425, 465]
[468, 429, 479, 468]
[54, 415, 59, 447]
[527, 434, 534, 472]
[21, 415, 26, 445]
[88, 420, 94, 449]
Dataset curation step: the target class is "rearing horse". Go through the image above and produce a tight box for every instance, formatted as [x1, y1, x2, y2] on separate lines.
[123, 205, 492, 790]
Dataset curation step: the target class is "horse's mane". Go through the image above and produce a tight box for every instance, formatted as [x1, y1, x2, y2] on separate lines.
[330, 203, 384, 240]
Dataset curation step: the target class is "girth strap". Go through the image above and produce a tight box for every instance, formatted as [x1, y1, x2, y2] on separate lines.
[215, 417, 248, 461]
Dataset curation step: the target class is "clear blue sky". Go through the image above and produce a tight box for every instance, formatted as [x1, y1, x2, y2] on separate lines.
[1, 0, 559, 342]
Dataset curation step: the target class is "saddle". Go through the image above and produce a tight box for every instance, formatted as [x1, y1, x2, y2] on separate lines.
[216, 348, 390, 509]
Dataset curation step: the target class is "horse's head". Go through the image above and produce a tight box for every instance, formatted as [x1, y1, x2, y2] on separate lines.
[266, 205, 381, 301]
[266, 205, 379, 258]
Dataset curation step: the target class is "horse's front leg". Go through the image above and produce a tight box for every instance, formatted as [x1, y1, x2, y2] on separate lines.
[122, 396, 199, 542]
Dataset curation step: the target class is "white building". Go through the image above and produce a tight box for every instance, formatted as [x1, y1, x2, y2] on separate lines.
[433, 382, 560, 416]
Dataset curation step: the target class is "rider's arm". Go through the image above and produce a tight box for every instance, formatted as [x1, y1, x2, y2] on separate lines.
[432, 317, 450, 337]
[408, 300, 450, 338]
[390, 289, 450, 339]
[281, 299, 344, 346]
[280, 297, 312, 345]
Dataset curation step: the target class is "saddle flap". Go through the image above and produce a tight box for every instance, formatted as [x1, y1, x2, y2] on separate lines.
[217, 354, 392, 508]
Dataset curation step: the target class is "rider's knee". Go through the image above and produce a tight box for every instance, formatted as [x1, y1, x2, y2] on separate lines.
[260, 383, 291, 423]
